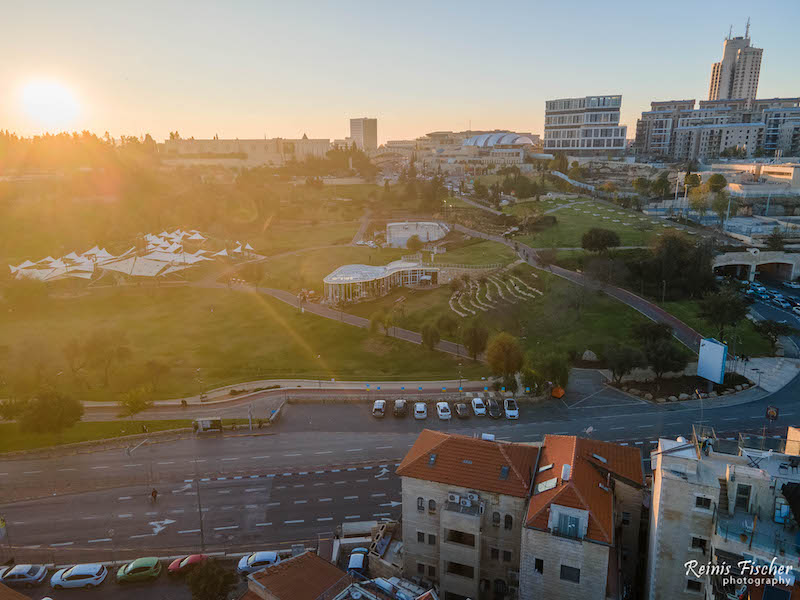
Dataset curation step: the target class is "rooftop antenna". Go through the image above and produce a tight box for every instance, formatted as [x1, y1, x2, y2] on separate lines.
[745, 17, 750, 40]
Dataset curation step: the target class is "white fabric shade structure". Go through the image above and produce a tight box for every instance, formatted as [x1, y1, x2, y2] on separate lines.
[188, 233, 205, 241]
[213, 248, 228, 257]
[245, 243, 254, 250]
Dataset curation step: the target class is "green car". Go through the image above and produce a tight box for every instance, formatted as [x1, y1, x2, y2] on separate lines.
[116, 557, 162, 583]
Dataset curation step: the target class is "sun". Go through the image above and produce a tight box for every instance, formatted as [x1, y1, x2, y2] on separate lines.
[20, 79, 80, 131]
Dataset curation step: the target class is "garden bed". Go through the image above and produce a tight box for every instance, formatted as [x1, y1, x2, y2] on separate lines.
[611, 372, 752, 402]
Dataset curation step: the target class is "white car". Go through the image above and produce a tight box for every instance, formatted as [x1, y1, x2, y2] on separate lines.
[50, 564, 107, 590]
[436, 402, 451, 420]
[504, 398, 520, 420]
[774, 298, 792, 309]
[471, 397, 487, 416]
[1, 564, 48, 588]
[414, 402, 427, 419]
[237, 551, 281, 576]
[794, 306, 800, 317]
[372, 399, 386, 418]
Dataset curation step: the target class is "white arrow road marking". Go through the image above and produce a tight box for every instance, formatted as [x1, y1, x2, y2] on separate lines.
[379, 500, 402, 508]
[149, 518, 176, 535]
[375, 467, 390, 479]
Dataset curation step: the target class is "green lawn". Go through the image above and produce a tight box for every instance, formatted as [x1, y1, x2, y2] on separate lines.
[0, 286, 487, 403]
[434, 239, 517, 266]
[660, 300, 772, 357]
[514, 200, 669, 248]
[252, 221, 359, 256]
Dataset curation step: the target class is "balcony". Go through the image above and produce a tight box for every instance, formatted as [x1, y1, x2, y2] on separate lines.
[714, 511, 800, 564]
[550, 527, 584, 543]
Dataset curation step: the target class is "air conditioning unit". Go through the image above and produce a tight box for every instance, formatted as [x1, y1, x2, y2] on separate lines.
[448, 492, 461, 504]
[467, 491, 479, 502]
[460, 498, 472, 507]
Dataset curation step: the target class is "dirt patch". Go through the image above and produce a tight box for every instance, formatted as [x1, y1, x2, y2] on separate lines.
[612, 373, 751, 400]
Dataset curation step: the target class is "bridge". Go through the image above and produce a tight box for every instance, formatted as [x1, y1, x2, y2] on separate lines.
[713, 249, 800, 281]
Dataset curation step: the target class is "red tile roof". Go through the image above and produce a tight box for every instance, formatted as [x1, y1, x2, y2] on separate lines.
[396, 429, 539, 498]
[249, 551, 350, 600]
[525, 435, 644, 544]
[0, 584, 29, 600]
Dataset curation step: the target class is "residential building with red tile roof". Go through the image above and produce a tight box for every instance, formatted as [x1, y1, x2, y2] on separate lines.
[243, 551, 351, 600]
[397, 429, 644, 600]
[519, 434, 644, 600]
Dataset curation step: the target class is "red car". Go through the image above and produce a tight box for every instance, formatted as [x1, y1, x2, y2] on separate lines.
[167, 554, 208, 577]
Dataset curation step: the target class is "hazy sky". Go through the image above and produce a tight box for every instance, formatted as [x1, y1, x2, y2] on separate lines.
[2, 0, 798, 143]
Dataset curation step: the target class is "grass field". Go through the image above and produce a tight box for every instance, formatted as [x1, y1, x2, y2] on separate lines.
[0, 287, 487, 403]
[514, 200, 670, 248]
[435, 239, 517, 266]
[253, 221, 359, 256]
[660, 300, 772, 357]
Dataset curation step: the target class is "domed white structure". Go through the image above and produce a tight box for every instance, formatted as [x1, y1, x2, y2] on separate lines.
[463, 132, 535, 147]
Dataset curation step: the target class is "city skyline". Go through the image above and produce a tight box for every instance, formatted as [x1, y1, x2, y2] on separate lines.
[1, 0, 798, 143]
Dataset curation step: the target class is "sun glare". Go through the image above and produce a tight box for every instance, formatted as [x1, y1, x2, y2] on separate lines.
[20, 79, 80, 130]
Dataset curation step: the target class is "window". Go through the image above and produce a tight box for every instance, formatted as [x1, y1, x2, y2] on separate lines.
[687, 579, 703, 593]
[417, 497, 424, 511]
[447, 562, 474, 579]
[736, 484, 752, 511]
[491, 547, 499, 560]
[417, 531, 425, 543]
[560, 565, 581, 583]
[535, 558, 544, 574]
[695, 496, 711, 510]
[622, 511, 631, 525]
[691, 537, 708, 554]
[504, 515, 513, 530]
[428, 499, 436, 513]
[492, 512, 501, 527]
[557, 513, 581, 538]
[428, 534, 436, 545]
[503, 550, 512, 563]
[428, 565, 436, 578]
[417, 563, 425, 575]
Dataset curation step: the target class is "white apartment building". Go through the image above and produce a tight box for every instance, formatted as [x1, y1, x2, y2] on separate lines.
[543, 95, 627, 156]
[350, 117, 378, 151]
[708, 23, 763, 101]
[161, 135, 330, 167]
[647, 427, 800, 600]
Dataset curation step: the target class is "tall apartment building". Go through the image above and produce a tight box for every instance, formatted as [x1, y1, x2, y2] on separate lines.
[646, 427, 800, 600]
[708, 22, 763, 101]
[634, 97, 800, 161]
[520, 435, 644, 600]
[397, 430, 644, 600]
[543, 95, 627, 156]
[350, 117, 378, 151]
[161, 135, 330, 166]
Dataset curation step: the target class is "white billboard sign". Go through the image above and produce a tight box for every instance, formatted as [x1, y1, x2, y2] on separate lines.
[698, 338, 727, 385]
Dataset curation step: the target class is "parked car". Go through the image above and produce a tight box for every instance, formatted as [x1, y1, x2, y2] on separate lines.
[504, 398, 519, 420]
[789, 281, 800, 289]
[487, 398, 502, 419]
[436, 401, 451, 420]
[1, 564, 48, 588]
[454, 403, 470, 418]
[413, 402, 427, 420]
[50, 564, 107, 590]
[167, 554, 208, 577]
[372, 400, 386, 418]
[470, 397, 487, 416]
[393, 399, 407, 417]
[793, 306, 800, 317]
[750, 283, 766, 292]
[237, 551, 281, 577]
[774, 298, 792, 309]
[347, 548, 369, 576]
[758, 292, 771, 301]
[116, 557, 161, 584]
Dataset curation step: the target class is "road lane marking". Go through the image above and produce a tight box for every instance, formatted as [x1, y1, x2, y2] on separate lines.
[376, 446, 393, 449]
[356, 479, 368, 483]
[344, 515, 361, 520]
[256, 522, 271, 527]
[722, 417, 737, 421]
[214, 525, 239, 531]
[313, 483, 325, 487]
[285, 454, 302, 457]
[284, 519, 304, 524]
[637, 425, 652, 428]
[118, 514, 133, 518]
[267, 502, 280, 507]
[245, 504, 257, 509]
[294, 500, 308, 504]
[51, 542, 74, 546]
[179, 529, 201, 534]
[81, 516, 99, 520]
[319, 498, 332, 502]
[169, 509, 185, 514]
[157, 461, 175, 465]
[130, 533, 155, 539]
[318, 517, 333, 522]
[221, 458, 239, 461]
[124, 464, 142, 467]
[610, 427, 624, 430]
[218, 490, 231, 494]
[373, 513, 391, 517]
[88, 538, 111, 543]
[293, 484, 305, 488]
[344, 496, 358, 500]
[91, 466, 110, 470]
[245, 488, 266, 493]
[58, 468, 77, 472]
[334, 481, 345, 485]
[118, 496, 132, 501]
[24, 471, 42, 474]
[314, 451, 332, 455]
[371, 493, 386, 498]
[251, 456, 270, 459]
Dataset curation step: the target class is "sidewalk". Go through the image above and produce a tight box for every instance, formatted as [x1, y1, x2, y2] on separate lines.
[736, 357, 800, 393]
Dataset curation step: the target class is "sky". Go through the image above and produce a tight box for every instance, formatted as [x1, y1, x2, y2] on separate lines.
[1, 0, 798, 143]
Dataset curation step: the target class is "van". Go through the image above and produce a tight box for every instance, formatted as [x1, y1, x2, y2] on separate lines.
[372, 400, 386, 418]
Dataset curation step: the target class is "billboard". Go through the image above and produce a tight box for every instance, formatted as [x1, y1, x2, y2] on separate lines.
[698, 338, 727, 385]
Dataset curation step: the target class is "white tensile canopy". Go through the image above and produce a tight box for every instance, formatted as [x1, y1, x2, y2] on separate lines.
[83, 246, 101, 256]
[188, 233, 205, 241]
[214, 249, 228, 257]
[245, 243, 254, 250]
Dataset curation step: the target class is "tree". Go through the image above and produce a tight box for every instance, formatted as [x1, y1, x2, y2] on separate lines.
[646, 340, 688, 380]
[684, 173, 701, 189]
[605, 344, 645, 384]
[753, 320, 795, 348]
[473, 180, 488, 200]
[421, 323, 440, 350]
[712, 190, 737, 228]
[85, 330, 132, 387]
[581, 228, 621, 253]
[520, 367, 544, 394]
[766, 227, 785, 251]
[406, 234, 423, 252]
[436, 313, 458, 337]
[17, 388, 84, 434]
[462, 320, 489, 360]
[707, 173, 728, 193]
[146, 360, 171, 390]
[698, 289, 750, 341]
[486, 333, 524, 379]
[186, 559, 237, 600]
[534, 353, 570, 388]
[633, 322, 673, 348]
[651, 174, 671, 198]
[118, 385, 154, 418]
[632, 177, 651, 197]
[688, 186, 710, 218]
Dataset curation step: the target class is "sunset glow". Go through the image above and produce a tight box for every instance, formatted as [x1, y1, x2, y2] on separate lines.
[20, 79, 80, 131]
